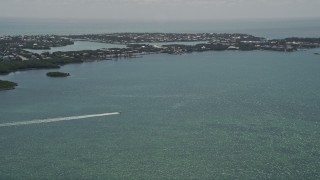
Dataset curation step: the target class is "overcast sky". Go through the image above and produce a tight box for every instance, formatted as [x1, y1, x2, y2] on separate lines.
[1, 0, 319, 21]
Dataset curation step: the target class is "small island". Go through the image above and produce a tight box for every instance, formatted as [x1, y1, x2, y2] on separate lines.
[0, 80, 18, 91]
[46, 72, 70, 77]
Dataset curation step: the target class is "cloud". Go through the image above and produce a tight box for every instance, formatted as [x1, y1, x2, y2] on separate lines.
[5, 0, 319, 3]
[3, 0, 320, 7]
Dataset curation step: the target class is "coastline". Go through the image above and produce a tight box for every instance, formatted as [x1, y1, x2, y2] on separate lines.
[1, 32, 320, 75]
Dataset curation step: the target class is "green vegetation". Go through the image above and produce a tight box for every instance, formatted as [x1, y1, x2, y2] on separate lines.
[0, 60, 59, 74]
[0, 80, 17, 90]
[46, 72, 70, 77]
[1, 33, 320, 76]
[0, 58, 83, 75]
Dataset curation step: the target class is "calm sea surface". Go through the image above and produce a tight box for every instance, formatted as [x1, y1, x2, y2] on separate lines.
[1, 18, 320, 179]
[1, 50, 320, 179]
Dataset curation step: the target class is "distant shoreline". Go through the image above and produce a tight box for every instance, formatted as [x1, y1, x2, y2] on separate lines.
[1, 32, 320, 78]
[1, 17, 320, 39]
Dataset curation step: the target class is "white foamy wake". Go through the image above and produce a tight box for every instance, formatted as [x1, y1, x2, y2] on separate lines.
[0, 112, 121, 128]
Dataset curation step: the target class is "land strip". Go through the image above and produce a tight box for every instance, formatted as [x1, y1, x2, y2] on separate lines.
[1, 33, 320, 75]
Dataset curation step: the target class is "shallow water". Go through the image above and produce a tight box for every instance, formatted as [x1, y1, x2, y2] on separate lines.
[24, 41, 126, 54]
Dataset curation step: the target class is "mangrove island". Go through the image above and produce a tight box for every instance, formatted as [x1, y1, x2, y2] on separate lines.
[46, 72, 70, 77]
[0, 80, 18, 91]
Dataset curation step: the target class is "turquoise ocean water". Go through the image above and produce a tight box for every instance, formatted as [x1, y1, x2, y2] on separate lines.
[1, 18, 320, 179]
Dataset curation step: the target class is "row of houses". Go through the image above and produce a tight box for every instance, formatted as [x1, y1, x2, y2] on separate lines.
[0, 55, 16, 61]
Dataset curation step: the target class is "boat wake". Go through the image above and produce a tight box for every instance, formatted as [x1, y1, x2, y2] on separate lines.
[0, 112, 121, 128]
